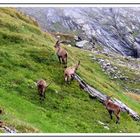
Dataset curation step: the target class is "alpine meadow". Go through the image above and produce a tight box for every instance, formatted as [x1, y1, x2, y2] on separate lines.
[0, 7, 140, 133]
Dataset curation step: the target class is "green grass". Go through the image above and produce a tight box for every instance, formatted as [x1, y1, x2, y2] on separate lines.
[0, 8, 140, 133]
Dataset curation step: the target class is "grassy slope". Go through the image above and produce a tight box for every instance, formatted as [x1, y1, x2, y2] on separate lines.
[0, 8, 140, 133]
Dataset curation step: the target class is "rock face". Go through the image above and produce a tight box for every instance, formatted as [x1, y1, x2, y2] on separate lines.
[18, 7, 140, 58]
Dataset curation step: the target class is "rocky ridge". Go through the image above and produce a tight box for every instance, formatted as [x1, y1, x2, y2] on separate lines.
[17, 7, 140, 58]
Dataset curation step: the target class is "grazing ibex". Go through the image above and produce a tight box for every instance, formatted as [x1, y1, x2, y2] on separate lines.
[0, 109, 2, 114]
[0, 109, 3, 127]
[104, 96, 121, 124]
[54, 40, 68, 65]
[64, 61, 80, 83]
[0, 120, 3, 127]
[37, 79, 52, 100]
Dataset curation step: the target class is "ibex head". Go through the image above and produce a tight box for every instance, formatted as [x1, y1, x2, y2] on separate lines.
[104, 95, 113, 106]
[106, 95, 113, 100]
[54, 40, 64, 48]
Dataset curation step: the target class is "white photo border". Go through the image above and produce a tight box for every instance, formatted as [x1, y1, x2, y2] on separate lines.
[0, 1, 140, 138]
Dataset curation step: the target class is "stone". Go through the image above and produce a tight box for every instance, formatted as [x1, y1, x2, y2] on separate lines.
[76, 40, 89, 48]
[98, 121, 105, 125]
[68, 44, 72, 47]
[75, 40, 93, 50]
[104, 126, 110, 130]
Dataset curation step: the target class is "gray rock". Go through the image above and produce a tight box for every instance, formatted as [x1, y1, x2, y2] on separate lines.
[97, 121, 105, 125]
[18, 7, 140, 58]
[75, 40, 93, 50]
[76, 40, 88, 48]
[104, 126, 110, 130]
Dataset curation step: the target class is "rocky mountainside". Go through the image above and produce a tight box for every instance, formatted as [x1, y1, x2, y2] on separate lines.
[18, 7, 140, 58]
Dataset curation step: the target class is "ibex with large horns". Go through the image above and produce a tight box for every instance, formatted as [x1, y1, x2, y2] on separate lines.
[54, 40, 68, 66]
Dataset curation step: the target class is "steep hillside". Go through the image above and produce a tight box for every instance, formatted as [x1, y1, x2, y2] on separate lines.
[0, 8, 140, 133]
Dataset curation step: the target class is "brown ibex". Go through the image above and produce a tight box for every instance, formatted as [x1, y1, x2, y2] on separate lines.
[0, 121, 3, 127]
[104, 96, 121, 124]
[54, 40, 68, 65]
[0, 109, 3, 127]
[64, 61, 80, 83]
[0, 109, 2, 114]
[37, 79, 52, 100]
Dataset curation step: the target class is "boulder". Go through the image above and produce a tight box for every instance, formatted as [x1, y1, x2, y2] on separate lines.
[75, 40, 93, 50]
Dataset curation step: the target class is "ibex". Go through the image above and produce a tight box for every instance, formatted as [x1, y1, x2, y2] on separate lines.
[0, 109, 2, 114]
[0, 109, 3, 127]
[64, 61, 80, 83]
[37, 79, 52, 100]
[104, 96, 121, 124]
[0, 120, 3, 127]
[54, 40, 68, 65]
